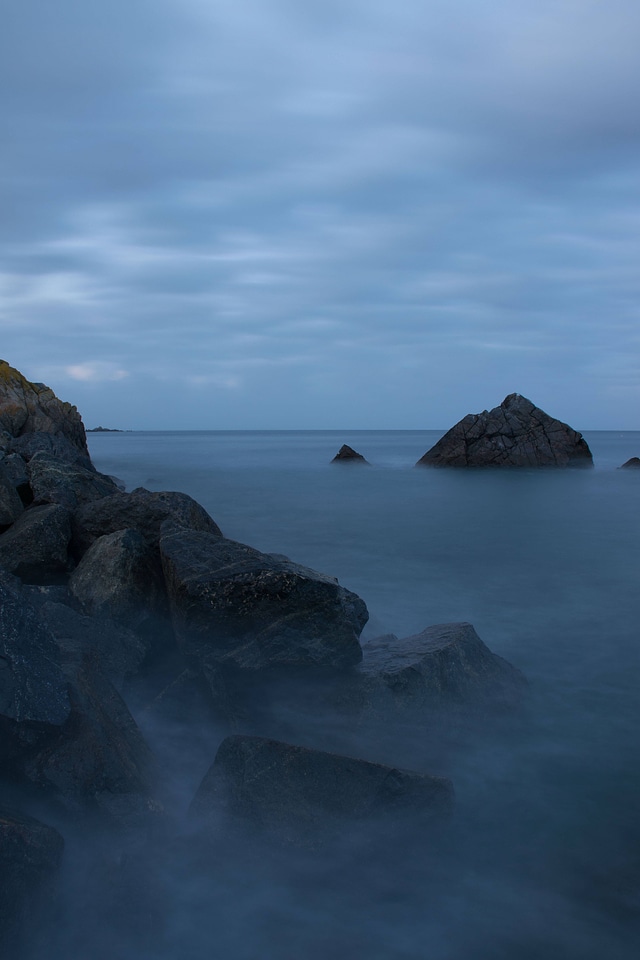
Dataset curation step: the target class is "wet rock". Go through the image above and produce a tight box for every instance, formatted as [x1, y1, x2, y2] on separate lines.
[619, 457, 640, 469]
[0, 359, 88, 458]
[0, 503, 72, 583]
[331, 444, 370, 464]
[160, 531, 367, 678]
[28, 453, 118, 511]
[359, 622, 527, 712]
[191, 734, 454, 846]
[0, 461, 24, 527]
[0, 808, 64, 945]
[417, 394, 593, 467]
[71, 487, 222, 558]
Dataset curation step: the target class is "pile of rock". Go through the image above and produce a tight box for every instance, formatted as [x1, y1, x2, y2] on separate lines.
[0, 361, 527, 946]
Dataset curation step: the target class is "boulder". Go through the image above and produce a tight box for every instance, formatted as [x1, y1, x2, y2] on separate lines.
[160, 531, 367, 678]
[0, 808, 64, 944]
[417, 394, 593, 467]
[0, 359, 88, 457]
[359, 622, 527, 712]
[28, 453, 118, 510]
[0, 453, 32, 505]
[619, 457, 640, 469]
[0, 503, 72, 583]
[71, 487, 222, 558]
[0, 461, 24, 528]
[191, 734, 454, 846]
[331, 444, 369, 464]
[9, 431, 93, 471]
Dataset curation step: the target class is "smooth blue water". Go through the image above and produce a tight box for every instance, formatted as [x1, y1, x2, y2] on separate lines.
[77, 430, 640, 958]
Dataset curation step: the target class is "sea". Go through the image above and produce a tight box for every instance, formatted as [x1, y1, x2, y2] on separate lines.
[34, 430, 640, 959]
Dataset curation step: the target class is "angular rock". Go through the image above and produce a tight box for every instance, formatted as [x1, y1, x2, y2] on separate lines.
[0, 808, 64, 944]
[0, 580, 71, 767]
[359, 622, 527, 712]
[619, 457, 640, 469]
[417, 394, 593, 467]
[1, 453, 32, 505]
[0, 359, 88, 457]
[0, 503, 72, 583]
[71, 487, 222, 558]
[0, 461, 24, 528]
[9, 431, 93, 470]
[191, 735, 454, 846]
[331, 444, 370, 464]
[28, 452, 118, 510]
[160, 531, 367, 676]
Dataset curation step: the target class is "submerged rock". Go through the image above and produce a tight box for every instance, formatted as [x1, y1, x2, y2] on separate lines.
[160, 531, 367, 677]
[191, 734, 453, 846]
[619, 457, 640, 469]
[417, 394, 593, 467]
[359, 622, 527, 713]
[331, 444, 370, 464]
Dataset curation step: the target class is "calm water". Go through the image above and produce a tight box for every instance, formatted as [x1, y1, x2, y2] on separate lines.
[48, 430, 640, 958]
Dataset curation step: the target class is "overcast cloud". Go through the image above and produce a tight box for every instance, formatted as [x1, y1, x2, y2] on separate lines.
[1, 0, 639, 428]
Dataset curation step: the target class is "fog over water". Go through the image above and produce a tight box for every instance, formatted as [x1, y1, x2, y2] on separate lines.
[24, 430, 640, 959]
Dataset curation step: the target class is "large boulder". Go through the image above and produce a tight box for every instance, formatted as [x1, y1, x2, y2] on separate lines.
[0, 504, 72, 583]
[0, 461, 24, 528]
[191, 735, 454, 846]
[358, 622, 527, 713]
[160, 531, 367, 676]
[417, 394, 593, 467]
[9, 431, 93, 470]
[71, 487, 222, 558]
[0, 359, 88, 457]
[0, 808, 64, 946]
[28, 452, 118, 511]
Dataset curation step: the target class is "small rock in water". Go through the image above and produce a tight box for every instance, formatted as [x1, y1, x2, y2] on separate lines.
[619, 457, 640, 469]
[331, 444, 369, 464]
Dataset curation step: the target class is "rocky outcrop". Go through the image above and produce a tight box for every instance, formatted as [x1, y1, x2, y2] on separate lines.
[331, 444, 370, 464]
[0, 809, 64, 945]
[620, 457, 640, 469]
[160, 531, 367, 678]
[417, 394, 593, 467]
[0, 360, 88, 458]
[191, 734, 453, 846]
[358, 622, 527, 713]
[0, 504, 72, 583]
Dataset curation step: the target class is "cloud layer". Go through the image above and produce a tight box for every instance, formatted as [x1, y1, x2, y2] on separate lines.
[2, 1, 639, 428]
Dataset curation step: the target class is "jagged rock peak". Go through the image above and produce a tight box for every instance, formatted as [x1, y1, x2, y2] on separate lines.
[0, 360, 88, 457]
[417, 394, 593, 468]
[331, 444, 369, 464]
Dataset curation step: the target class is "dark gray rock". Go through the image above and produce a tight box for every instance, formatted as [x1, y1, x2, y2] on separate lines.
[620, 457, 640, 469]
[191, 734, 453, 846]
[36, 601, 147, 689]
[359, 622, 527, 712]
[28, 453, 118, 510]
[0, 580, 71, 767]
[1, 453, 32, 505]
[0, 359, 88, 458]
[331, 444, 370, 464]
[0, 503, 72, 583]
[0, 808, 64, 945]
[417, 394, 593, 467]
[0, 461, 24, 527]
[9, 431, 93, 471]
[71, 487, 222, 558]
[160, 531, 367, 677]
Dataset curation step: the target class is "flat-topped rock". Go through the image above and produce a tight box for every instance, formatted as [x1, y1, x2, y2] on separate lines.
[417, 394, 593, 467]
[331, 444, 369, 464]
[191, 734, 453, 846]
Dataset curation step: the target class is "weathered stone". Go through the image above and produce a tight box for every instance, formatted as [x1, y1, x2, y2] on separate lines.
[619, 457, 640, 469]
[0, 503, 72, 583]
[191, 735, 454, 846]
[160, 531, 367, 678]
[359, 622, 527, 712]
[331, 444, 370, 464]
[0, 359, 88, 456]
[0, 461, 24, 527]
[1, 453, 32, 505]
[9, 431, 93, 470]
[0, 808, 64, 944]
[71, 487, 222, 558]
[0, 580, 71, 767]
[417, 394, 593, 467]
[28, 452, 118, 510]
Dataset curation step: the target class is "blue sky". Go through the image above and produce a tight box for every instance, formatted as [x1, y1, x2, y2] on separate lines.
[2, 1, 639, 429]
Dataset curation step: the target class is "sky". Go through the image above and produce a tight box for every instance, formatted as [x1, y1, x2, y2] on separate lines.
[1, 0, 640, 430]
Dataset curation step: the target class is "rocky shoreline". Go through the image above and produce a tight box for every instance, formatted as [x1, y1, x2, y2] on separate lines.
[0, 360, 531, 950]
